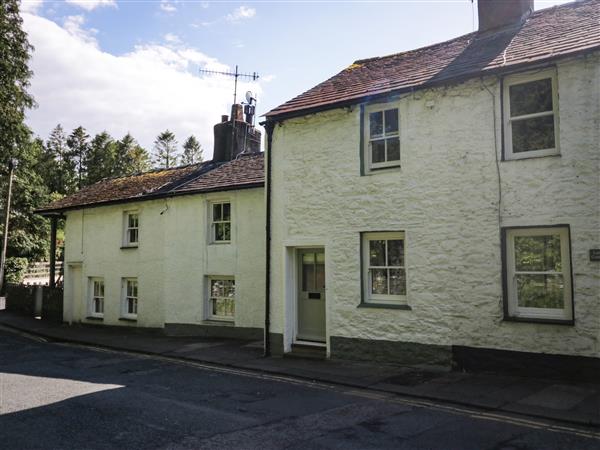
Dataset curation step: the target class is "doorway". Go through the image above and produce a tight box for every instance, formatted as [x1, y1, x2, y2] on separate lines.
[296, 248, 326, 343]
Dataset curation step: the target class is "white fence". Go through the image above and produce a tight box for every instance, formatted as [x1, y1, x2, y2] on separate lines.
[22, 261, 63, 286]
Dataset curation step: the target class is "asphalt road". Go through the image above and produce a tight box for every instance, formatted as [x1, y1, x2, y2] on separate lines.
[0, 329, 598, 450]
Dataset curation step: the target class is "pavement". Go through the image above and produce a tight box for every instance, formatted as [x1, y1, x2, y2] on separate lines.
[4, 329, 599, 449]
[1, 310, 599, 429]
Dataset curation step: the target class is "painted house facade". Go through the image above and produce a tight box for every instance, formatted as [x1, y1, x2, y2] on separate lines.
[263, 0, 600, 367]
[38, 108, 265, 339]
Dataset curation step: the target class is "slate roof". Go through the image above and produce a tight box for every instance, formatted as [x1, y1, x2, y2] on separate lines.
[266, 0, 600, 119]
[37, 153, 264, 214]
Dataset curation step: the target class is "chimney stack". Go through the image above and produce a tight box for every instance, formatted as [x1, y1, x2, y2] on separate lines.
[478, 0, 533, 33]
[212, 104, 261, 163]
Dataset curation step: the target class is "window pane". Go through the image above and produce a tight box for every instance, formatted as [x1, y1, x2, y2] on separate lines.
[389, 269, 406, 295]
[371, 140, 385, 163]
[369, 111, 383, 137]
[370, 269, 388, 295]
[509, 78, 553, 117]
[302, 253, 314, 264]
[128, 214, 138, 228]
[387, 240, 404, 267]
[215, 223, 227, 241]
[387, 138, 400, 161]
[515, 235, 562, 272]
[369, 240, 386, 266]
[516, 274, 564, 309]
[94, 298, 104, 313]
[315, 261, 325, 290]
[222, 203, 231, 221]
[128, 298, 137, 314]
[129, 228, 138, 243]
[211, 279, 223, 297]
[512, 115, 555, 153]
[384, 109, 398, 134]
[213, 203, 222, 221]
[222, 223, 231, 241]
[212, 297, 235, 317]
[302, 260, 315, 292]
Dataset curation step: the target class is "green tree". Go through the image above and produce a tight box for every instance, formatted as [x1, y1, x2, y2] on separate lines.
[114, 133, 150, 176]
[181, 135, 203, 165]
[84, 131, 116, 185]
[45, 124, 77, 194]
[66, 126, 90, 189]
[0, 1, 52, 285]
[153, 130, 179, 169]
[0, 0, 35, 160]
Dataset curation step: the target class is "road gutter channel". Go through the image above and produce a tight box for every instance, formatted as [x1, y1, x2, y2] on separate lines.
[1, 323, 599, 439]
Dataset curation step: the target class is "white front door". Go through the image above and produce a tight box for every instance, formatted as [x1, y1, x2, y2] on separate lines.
[296, 249, 326, 343]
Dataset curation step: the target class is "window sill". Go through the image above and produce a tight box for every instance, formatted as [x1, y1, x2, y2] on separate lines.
[502, 152, 561, 162]
[85, 316, 104, 321]
[209, 241, 231, 245]
[358, 302, 412, 310]
[364, 165, 401, 176]
[503, 315, 573, 326]
[120, 245, 138, 250]
[202, 319, 235, 326]
[119, 317, 137, 322]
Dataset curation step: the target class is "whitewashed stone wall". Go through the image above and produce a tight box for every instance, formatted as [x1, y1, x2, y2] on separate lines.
[63, 188, 265, 330]
[269, 52, 600, 358]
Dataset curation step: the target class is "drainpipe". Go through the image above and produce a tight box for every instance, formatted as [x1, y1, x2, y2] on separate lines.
[263, 120, 275, 357]
[49, 216, 58, 288]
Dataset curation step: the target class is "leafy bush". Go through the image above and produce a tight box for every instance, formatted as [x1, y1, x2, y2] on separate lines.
[4, 257, 28, 284]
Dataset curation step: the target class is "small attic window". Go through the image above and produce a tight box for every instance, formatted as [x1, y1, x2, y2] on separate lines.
[503, 69, 559, 159]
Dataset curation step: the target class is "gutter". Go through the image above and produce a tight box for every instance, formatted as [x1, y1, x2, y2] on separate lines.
[263, 120, 275, 357]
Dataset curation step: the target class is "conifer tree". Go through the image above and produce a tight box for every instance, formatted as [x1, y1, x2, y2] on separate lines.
[153, 130, 179, 168]
[181, 135, 203, 165]
[66, 126, 90, 189]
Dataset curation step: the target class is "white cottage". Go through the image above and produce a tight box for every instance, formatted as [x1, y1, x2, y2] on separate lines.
[38, 106, 265, 339]
[262, 0, 600, 373]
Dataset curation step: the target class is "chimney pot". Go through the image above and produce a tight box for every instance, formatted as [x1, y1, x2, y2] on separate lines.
[221, 115, 228, 123]
[231, 104, 244, 122]
[478, 0, 533, 33]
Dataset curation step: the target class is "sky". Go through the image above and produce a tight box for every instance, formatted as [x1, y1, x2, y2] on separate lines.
[20, 0, 572, 158]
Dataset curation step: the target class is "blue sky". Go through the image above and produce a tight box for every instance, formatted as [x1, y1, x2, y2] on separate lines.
[21, 0, 571, 157]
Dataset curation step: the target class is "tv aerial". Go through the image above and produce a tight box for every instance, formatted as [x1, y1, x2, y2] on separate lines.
[198, 65, 259, 106]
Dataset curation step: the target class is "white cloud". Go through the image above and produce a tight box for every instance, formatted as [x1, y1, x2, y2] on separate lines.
[22, 13, 263, 158]
[164, 33, 181, 44]
[160, 0, 177, 13]
[226, 6, 256, 23]
[20, 0, 44, 14]
[63, 15, 99, 47]
[64, 0, 117, 11]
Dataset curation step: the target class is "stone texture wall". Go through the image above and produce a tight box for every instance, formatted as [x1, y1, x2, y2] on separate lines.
[269, 53, 600, 358]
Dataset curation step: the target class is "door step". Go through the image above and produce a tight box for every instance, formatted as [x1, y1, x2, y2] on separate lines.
[286, 343, 327, 360]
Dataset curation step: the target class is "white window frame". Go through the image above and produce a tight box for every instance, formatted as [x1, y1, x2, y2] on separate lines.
[123, 211, 139, 247]
[209, 201, 231, 243]
[121, 278, 138, 319]
[362, 232, 407, 305]
[363, 103, 401, 171]
[88, 277, 104, 318]
[505, 227, 573, 321]
[206, 276, 235, 322]
[503, 69, 560, 160]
